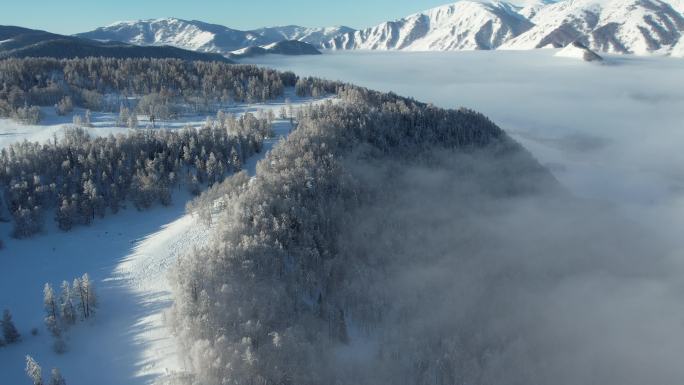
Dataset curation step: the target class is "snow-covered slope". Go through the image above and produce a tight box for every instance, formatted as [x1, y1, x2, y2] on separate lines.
[78, 1, 684, 56]
[325, 1, 533, 50]
[250, 25, 356, 47]
[519, 0, 557, 18]
[554, 40, 604, 59]
[672, 37, 684, 55]
[0, 91, 333, 385]
[501, 0, 684, 55]
[77, 18, 353, 54]
[324, 0, 684, 55]
[229, 40, 322, 59]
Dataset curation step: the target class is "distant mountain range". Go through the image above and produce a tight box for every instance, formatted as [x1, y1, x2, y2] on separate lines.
[2, 0, 681, 61]
[77, 0, 684, 56]
[326, 1, 534, 50]
[0, 26, 231, 61]
[500, 0, 684, 54]
[326, 0, 684, 55]
[77, 18, 352, 56]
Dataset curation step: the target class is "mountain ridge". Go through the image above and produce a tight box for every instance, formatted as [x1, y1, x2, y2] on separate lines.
[75, 0, 684, 56]
[78, 18, 354, 55]
[326, 0, 684, 55]
[0, 25, 232, 61]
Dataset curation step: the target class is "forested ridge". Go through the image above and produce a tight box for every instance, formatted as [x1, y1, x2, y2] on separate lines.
[0, 57, 296, 123]
[168, 85, 555, 384]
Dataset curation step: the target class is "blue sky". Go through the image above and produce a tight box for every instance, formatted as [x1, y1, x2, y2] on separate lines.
[0, 0, 456, 34]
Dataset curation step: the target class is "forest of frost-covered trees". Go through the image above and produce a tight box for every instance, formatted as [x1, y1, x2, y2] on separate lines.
[167, 84, 552, 385]
[0, 112, 273, 238]
[0, 57, 296, 121]
[0, 57, 319, 239]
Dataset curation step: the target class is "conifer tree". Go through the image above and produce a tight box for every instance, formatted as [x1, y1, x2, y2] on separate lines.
[2, 309, 20, 343]
[60, 281, 76, 326]
[44, 283, 60, 337]
[49, 368, 66, 385]
[25, 355, 43, 385]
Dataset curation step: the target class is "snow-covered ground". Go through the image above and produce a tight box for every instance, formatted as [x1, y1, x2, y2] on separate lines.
[0, 88, 307, 149]
[0, 94, 318, 384]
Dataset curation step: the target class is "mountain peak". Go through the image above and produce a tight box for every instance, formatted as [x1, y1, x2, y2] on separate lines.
[79, 19, 355, 54]
[325, 0, 684, 55]
[325, 0, 534, 50]
[80, 0, 684, 57]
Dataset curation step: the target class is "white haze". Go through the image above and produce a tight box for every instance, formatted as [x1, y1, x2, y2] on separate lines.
[241, 50, 684, 383]
[334, 149, 684, 384]
[245, 50, 684, 206]
[246, 49, 684, 257]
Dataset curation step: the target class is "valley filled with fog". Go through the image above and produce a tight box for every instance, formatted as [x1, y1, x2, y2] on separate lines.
[246, 50, 684, 208]
[227, 50, 684, 384]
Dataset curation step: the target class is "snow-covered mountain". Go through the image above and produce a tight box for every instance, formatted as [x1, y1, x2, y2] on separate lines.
[326, 0, 684, 55]
[229, 40, 322, 59]
[77, 18, 353, 55]
[554, 40, 604, 60]
[79, 0, 684, 56]
[324, 1, 534, 50]
[250, 25, 356, 47]
[501, 0, 684, 54]
[672, 37, 684, 55]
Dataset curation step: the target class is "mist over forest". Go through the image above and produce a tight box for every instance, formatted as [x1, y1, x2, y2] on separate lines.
[1, 28, 683, 385]
[167, 81, 684, 384]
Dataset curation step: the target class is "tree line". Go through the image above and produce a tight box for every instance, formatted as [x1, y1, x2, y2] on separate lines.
[0, 111, 272, 238]
[0, 57, 297, 123]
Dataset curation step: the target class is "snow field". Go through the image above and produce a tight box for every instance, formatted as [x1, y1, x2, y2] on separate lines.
[0, 93, 325, 385]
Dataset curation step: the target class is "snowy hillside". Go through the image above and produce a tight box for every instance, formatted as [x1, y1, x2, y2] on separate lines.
[324, 1, 533, 50]
[0, 91, 329, 385]
[554, 40, 604, 60]
[501, 0, 684, 55]
[324, 0, 684, 55]
[672, 37, 684, 55]
[77, 1, 684, 56]
[77, 18, 353, 54]
[250, 25, 356, 47]
[229, 40, 322, 59]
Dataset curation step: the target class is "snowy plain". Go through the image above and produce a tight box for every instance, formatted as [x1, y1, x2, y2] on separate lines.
[0, 93, 313, 385]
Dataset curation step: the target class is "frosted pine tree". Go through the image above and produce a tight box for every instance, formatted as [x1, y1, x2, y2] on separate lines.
[81, 273, 97, 318]
[73, 277, 85, 319]
[44, 283, 57, 319]
[44, 283, 61, 336]
[49, 368, 67, 385]
[25, 355, 43, 385]
[84, 109, 92, 127]
[59, 281, 76, 325]
[2, 309, 20, 343]
[128, 113, 138, 129]
[72, 114, 82, 127]
[117, 106, 130, 127]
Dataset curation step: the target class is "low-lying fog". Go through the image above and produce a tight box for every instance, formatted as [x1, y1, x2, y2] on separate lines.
[244, 50, 684, 383]
[246, 50, 684, 207]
